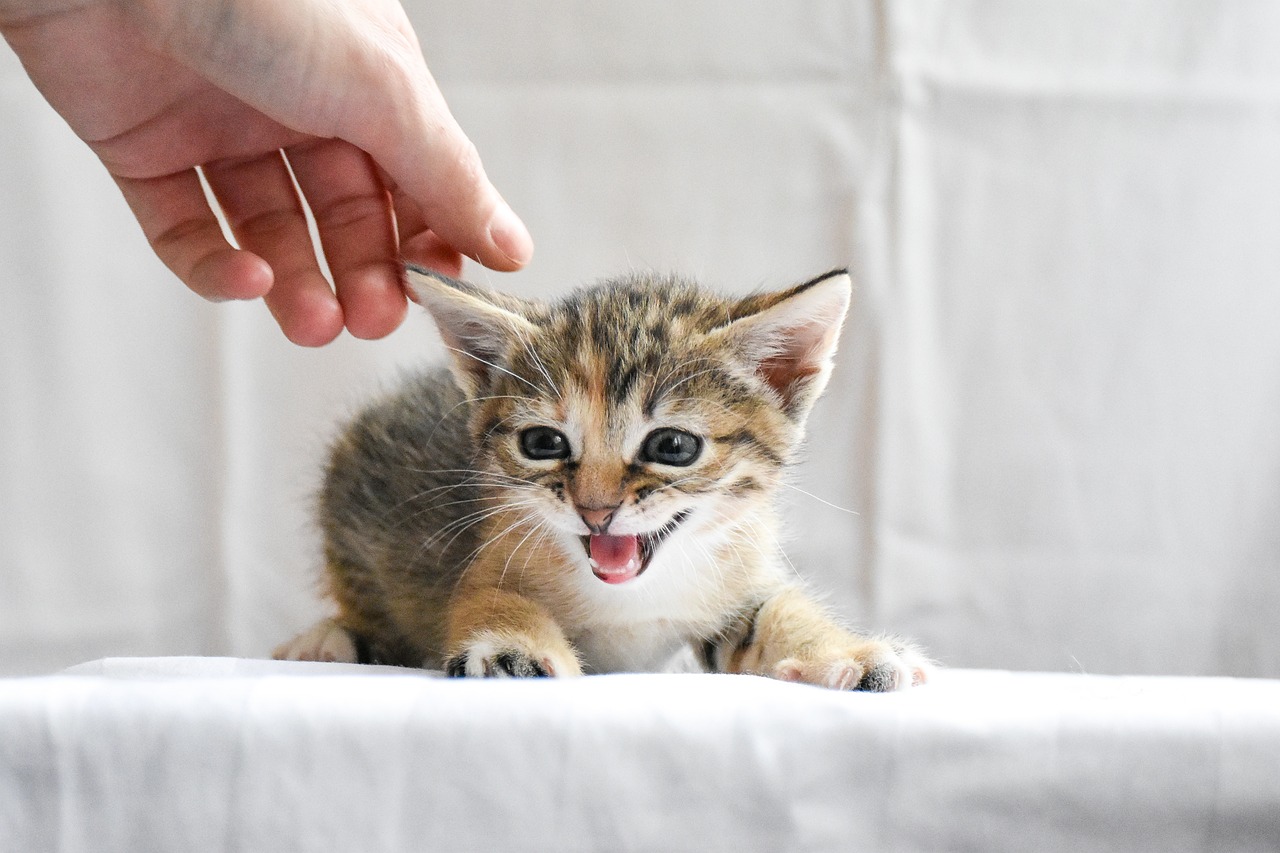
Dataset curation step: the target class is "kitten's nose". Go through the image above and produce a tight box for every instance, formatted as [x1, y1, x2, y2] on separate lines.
[579, 506, 618, 535]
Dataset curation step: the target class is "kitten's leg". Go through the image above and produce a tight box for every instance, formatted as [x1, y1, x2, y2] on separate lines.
[444, 588, 582, 678]
[272, 617, 359, 663]
[706, 587, 932, 692]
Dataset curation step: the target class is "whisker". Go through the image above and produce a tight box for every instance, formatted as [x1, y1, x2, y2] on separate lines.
[498, 517, 552, 592]
[443, 345, 541, 391]
[415, 497, 543, 560]
[518, 334, 561, 397]
[777, 482, 861, 516]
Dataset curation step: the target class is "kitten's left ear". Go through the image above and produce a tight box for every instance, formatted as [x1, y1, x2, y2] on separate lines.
[716, 270, 852, 422]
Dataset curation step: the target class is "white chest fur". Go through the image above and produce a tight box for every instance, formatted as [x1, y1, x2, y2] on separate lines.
[570, 622, 693, 674]
[548, 522, 778, 674]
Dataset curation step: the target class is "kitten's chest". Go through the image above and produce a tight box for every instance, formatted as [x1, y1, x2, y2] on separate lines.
[570, 622, 696, 674]
[562, 583, 723, 674]
[553, 539, 766, 674]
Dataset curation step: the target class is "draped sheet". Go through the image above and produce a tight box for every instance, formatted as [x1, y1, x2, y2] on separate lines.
[2, 658, 1277, 852]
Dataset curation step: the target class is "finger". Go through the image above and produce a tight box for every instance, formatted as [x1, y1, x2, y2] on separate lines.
[386, 178, 428, 243]
[202, 151, 343, 347]
[401, 229, 465, 283]
[390, 186, 464, 279]
[114, 170, 273, 302]
[285, 140, 406, 340]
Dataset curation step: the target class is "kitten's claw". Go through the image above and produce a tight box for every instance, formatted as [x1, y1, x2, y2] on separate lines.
[445, 634, 579, 679]
[272, 618, 358, 663]
[772, 639, 932, 692]
[446, 650, 549, 678]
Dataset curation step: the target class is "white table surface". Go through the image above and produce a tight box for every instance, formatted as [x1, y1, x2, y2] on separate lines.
[2, 658, 1277, 852]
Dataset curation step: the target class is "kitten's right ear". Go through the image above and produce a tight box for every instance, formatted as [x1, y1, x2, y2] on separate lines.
[406, 266, 540, 398]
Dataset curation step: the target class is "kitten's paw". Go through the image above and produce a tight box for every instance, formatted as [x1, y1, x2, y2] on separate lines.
[444, 633, 581, 679]
[772, 638, 932, 692]
[272, 618, 358, 663]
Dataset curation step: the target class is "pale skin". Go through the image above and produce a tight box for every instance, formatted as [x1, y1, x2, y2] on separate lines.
[0, 0, 533, 345]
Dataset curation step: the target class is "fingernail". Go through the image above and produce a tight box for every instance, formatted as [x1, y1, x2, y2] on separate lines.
[487, 203, 534, 267]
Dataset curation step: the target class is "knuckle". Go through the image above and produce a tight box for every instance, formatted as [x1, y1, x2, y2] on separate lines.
[235, 207, 303, 238]
[313, 193, 388, 232]
[149, 215, 221, 254]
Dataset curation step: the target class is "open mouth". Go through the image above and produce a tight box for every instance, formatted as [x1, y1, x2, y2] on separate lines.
[581, 511, 690, 584]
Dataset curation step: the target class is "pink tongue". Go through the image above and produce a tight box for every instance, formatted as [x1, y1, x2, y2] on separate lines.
[589, 534, 642, 584]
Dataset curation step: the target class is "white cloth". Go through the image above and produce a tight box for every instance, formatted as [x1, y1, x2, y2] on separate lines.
[2, 658, 1277, 852]
[3, 3, 1280, 677]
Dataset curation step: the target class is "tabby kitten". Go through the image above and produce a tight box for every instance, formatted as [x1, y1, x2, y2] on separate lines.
[275, 266, 930, 691]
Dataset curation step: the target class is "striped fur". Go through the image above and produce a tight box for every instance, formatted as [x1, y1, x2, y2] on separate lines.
[274, 267, 931, 691]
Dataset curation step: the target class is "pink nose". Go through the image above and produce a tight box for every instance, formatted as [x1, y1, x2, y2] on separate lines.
[579, 506, 618, 535]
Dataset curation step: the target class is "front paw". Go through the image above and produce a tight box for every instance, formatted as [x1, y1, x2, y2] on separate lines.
[444, 633, 581, 679]
[772, 638, 932, 692]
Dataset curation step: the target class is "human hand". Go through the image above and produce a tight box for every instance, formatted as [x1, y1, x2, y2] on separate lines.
[0, 0, 533, 345]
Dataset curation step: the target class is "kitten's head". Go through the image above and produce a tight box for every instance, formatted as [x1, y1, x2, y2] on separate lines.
[409, 267, 851, 585]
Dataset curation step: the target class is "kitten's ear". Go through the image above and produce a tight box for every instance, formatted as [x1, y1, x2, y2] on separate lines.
[716, 270, 852, 422]
[406, 266, 540, 397]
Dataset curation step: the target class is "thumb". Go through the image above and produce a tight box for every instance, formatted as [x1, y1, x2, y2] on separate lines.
[367, 91, 533, 271]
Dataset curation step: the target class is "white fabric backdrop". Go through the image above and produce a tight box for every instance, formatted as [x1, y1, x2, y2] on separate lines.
[2, 1, 1279, 677]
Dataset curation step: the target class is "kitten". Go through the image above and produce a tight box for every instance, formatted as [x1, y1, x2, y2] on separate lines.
[275, 266, 931, 691]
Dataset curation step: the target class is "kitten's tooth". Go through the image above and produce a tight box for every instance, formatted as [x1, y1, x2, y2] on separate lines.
[588, 558, 600, 569]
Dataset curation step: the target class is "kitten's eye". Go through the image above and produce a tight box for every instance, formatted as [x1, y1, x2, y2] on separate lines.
[641, 429, 702, 466]
[519, 426, 571, 460]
